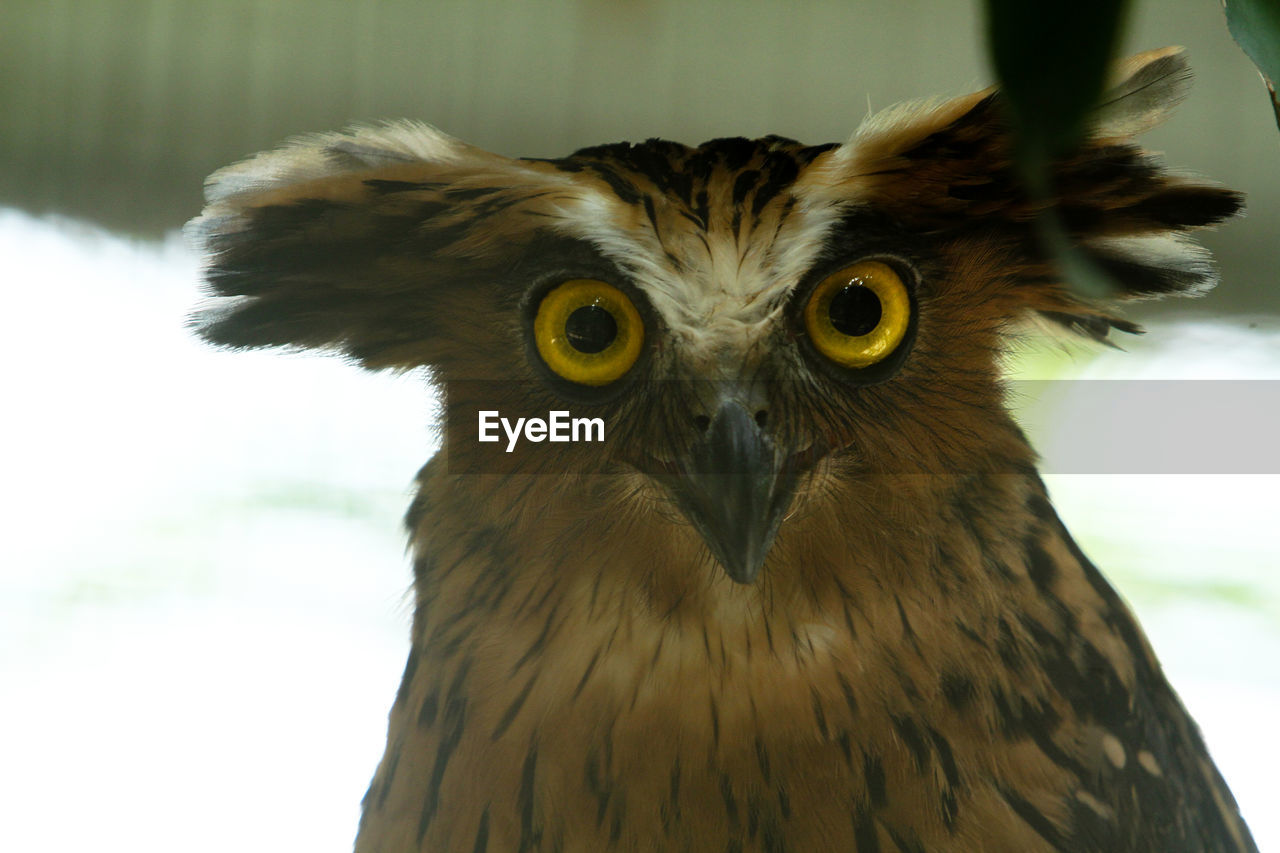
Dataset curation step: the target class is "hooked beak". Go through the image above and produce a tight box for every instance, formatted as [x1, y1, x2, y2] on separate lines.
[661, 400, 799, 584]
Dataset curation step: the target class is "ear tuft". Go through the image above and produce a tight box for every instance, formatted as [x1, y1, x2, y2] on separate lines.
[185, 123, 572, 371]
[1093, 46, 1193, 137]
[202, 121, 464, 205]
[801, 47, 1243, 344]
[1031, 231, 1232, 342]
[1081, 233, 1223, 299]
[1035, 311, 1143, 346]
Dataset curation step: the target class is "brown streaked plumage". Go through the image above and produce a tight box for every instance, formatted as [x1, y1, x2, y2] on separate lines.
[191, 47, 1257, 851]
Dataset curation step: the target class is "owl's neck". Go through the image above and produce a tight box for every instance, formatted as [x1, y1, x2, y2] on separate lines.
[358, 461, 1145, 850]
[402, 458, 1063, 670]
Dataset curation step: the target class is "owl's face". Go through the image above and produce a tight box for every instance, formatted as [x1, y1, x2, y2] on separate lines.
[462, 136, 1020, 583]
[192, 48, 1239, 586]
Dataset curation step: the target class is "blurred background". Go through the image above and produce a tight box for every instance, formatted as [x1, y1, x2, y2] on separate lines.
[1, 1, 1277, 851]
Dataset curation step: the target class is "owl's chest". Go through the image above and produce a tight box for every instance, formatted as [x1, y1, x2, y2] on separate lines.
[365, 589, 1082, 853]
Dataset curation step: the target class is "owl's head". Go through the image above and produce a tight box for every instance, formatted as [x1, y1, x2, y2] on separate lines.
[192, 47, 1240, 585]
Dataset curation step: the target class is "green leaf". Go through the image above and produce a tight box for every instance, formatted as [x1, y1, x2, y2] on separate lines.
[985, 0, 1130, 297]
[985, 0, 1131, 191]
[1225, 0, 1280, 132]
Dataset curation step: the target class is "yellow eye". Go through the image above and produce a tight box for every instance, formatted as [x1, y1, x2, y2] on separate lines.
[533, 279, 644, 386]
[803, 260, 911, 369]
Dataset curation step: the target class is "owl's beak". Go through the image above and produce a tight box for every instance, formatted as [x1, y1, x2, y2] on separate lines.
[666, 399, 799, 584]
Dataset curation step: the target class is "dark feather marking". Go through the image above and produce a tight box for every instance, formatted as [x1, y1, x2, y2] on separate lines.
[716, 137, 758, 171]
[661, 757, 682, 835]
[853, 805, 881, 853]
[733, 170, 762, 207]
[750, 152, 799, 218]
[572, 162, 643, 206]
[797, 141, 839, 163]
[777, 786, 792, 820]
[1037, 310, 1141, 342]
[511, 599, 562, 674]
[1085, 248, 1211, 297]
[491, 672, 539, 740]
[926, 727, 960, 789]
[836, 671, 859, 716]
[642, 194, 663, 243]
[417, 688, 439, 729]
[517, 740, 541, 852]
[842, 602, 859, 641]
[443, 655, 473, 703]
[511, 571, 559, 621]
[926, 727, 961, 830]
[362, 178, 440, 194]
[995, 617, 1024, 673]
[693, 229, 712, 259]
[940, 787, 959, 831]
[940, 671, 976, 712]
[416, 690, 468, 842]
[891, 715, 931, 773]
[1024, 534, 1058, 592]
[884, 825, 927, 853]
[585, 745, 612, 827]
[692, 188, 711, 231]
[628, 670, 645, 712]
[1125, 186, 1243, 227]
[472, 807, 490, 853]
[894, 595, 919, 649]
[571, 648, 602, 700]
[443, 184, 507, 201]
[810, 687, 830, 740]
[755, 735, 773, 784]
[678, 208, 705, 229]
[1026, 490, 1057, 524]
[769, 195, 797, 248]
[650, 631, 666, 669]
[405, 489, 434, 537]
[1038, 488, 1153, 661]
[660, 590, 689, 620]
[999, 787, 1067, 851]
[863, 753, 887, 808]
[720, 772, 740, 829]
[837, 730, 854, 767]
[759, 806, 786, 853]
[437, 624, 471, 659]
[588, 569, 605, 616]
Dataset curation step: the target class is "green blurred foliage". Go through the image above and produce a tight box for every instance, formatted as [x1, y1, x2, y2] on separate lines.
[1226, 0, 1280, 130]
[984, 0, 1278, 299]
[986, 0, 1130, 186]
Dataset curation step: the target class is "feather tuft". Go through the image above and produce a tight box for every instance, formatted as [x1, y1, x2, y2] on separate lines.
[1093, 46, 1193, 137]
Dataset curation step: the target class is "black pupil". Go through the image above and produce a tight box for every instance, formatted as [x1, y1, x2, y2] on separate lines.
[828, 285, 882, 337]
[566, 304, 618, 354]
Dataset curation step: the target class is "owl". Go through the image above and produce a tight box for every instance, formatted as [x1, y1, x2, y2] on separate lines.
[191, 47, 1256, 852]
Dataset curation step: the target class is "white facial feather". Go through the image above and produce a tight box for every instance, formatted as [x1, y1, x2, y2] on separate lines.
[545, 181, 846, 369]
